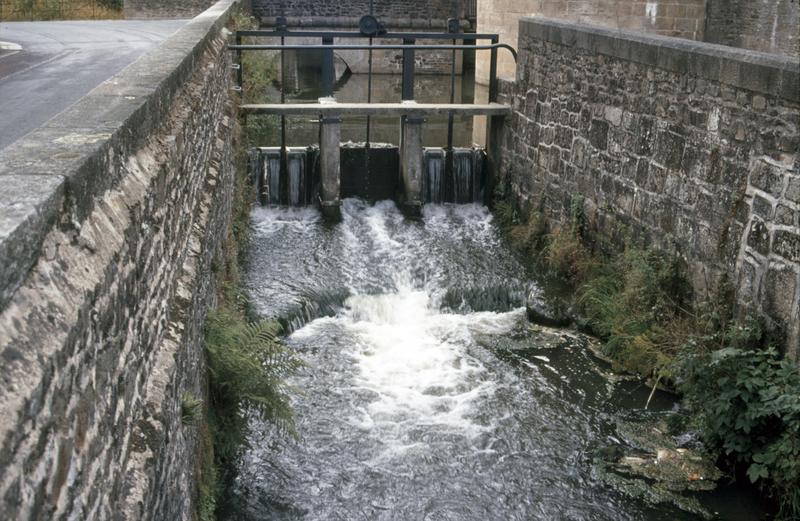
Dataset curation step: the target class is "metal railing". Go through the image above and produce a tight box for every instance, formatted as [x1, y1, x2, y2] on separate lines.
[230, 27, 516, 192]
[229, 29, 516, 110]
[0, 0, 122, 21]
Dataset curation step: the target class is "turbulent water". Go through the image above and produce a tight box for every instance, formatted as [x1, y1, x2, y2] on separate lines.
[223, 199, 761, 521]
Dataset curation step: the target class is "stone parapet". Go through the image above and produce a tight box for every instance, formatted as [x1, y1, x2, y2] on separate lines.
[0, 1, 240, 518]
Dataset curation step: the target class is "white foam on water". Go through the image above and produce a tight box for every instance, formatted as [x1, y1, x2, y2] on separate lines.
[336, 285, 522, 453]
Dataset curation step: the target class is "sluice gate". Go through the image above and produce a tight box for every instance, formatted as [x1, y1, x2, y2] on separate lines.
[250, 145, 487, 207]
[231, 14, 516, 217]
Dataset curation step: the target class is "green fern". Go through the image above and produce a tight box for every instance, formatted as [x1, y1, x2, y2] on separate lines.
[205, 309, 302, 462]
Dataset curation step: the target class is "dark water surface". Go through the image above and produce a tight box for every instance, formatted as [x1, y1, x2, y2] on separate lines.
[223, 200, 765, 521]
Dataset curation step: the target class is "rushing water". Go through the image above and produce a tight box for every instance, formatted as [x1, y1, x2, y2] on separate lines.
[223, 199, 765, 521]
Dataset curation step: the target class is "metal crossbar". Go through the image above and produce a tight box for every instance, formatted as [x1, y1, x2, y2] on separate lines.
[239, 102, 512, 116]
[228, 43, 517, 61]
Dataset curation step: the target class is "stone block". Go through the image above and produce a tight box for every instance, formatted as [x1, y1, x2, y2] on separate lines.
[752, 194, 774, 219]
[604, 105, 623, 126]
[647, 163, 667, 192]
[786, 175, 800, 203]
[773, 230, 800, 262]
[746, 218, 770, 255]
[589, 118, 609, 150]
[764, 265, 799, 333]
[654, 130, 686, 171]
[775, 204, 796, 226]
[750, 160, 785, 197]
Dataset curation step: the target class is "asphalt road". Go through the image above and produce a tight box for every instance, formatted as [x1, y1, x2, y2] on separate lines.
[0, 20, 187, 150]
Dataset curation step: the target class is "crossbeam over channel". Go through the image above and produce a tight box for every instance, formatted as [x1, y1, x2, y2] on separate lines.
[239, 102, 512, 117]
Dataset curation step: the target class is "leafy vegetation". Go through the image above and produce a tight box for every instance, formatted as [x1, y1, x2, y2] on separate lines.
[678, 347, 800, 519]
[576, 248, 692, 377]
[181, 393, 202, 426]
[493, 189, 800, 516]
[205, 310, 301, 461]
[1, 0, 122, 20]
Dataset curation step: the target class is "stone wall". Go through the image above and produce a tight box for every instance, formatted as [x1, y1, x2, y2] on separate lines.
[0, 1, 240, 519]
[498, 17, 800, 360]
[124, 0, 217, 19]
[475, 0, 706, 84]
[705, 0, 800, 60]
[252, 0, 464, 28]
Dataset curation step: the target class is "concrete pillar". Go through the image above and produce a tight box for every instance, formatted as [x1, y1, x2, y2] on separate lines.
[319, 114, 341, 220]
[400, 116, 424, 215]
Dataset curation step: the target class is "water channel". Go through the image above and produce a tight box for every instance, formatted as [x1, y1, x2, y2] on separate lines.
[220, 199, 767, 521]
[225, 71, 767, 520]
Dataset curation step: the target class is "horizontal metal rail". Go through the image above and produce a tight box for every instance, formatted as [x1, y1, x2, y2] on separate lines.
[236, 30, 503, 41]
[229, 42, 517, 61]
[239, 102, 512, 117]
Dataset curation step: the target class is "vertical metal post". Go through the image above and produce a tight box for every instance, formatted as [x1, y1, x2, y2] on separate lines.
[366, 0, 374, 147]
[366, 37, 373, 147]
[235, 32, 243, 89]
[280, 34, 288, 205]
[322, 36, 334, 97]
[447, 41, 456, 150]
[489, 36, 499, 103]
[445, 38, 457, 203]
[486, 36, 501, 207]
[401, 38, 415, 101]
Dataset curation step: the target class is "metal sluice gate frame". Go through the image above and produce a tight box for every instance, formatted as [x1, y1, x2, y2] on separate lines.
[228, 17, 517, 205]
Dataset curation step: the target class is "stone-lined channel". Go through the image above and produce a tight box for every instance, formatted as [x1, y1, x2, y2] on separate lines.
[221, 199, 765, 520]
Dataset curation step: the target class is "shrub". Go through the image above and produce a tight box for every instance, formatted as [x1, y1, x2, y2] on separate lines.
[575, 248, 691, 376]
[544, 226, 594, 282]
[493, 200, 519, 231]
[677, 346, 800, 519]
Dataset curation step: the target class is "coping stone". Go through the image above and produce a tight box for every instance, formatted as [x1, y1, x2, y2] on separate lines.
[0, 0, 239, 311]
[519, 16, 800, 102]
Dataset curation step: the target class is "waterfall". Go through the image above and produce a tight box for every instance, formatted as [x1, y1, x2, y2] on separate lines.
[452, 148, 486, 204]
[258, 148, 282, 205]
[452, 148, 472, 204]
[287, 147, 306, 206]
[423, 147, 445, 203]
[255, 147, 309, 206]
[424, 147, 485, 204]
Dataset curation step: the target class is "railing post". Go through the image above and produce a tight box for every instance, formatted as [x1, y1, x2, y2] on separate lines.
[280, 34, 287, 204]
[485, 36, 501, 207]
[489, 36, 498, 103]
[401, 38, 415, 101]
[235, 32, 243, 89]
[322, 37, 334, 97]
